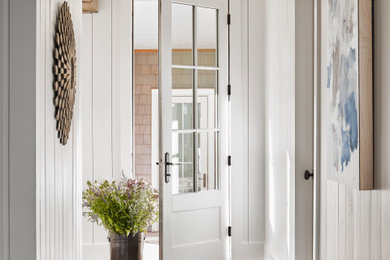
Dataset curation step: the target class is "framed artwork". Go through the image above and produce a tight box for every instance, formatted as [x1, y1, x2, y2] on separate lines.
[325, 0, 373, 190]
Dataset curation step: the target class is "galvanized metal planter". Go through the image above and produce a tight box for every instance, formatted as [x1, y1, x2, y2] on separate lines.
[109, 232, 145, 260]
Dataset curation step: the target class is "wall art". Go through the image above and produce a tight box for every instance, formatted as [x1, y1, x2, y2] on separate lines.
[53, 1, 76, 145]
[326, 0, 373, 190]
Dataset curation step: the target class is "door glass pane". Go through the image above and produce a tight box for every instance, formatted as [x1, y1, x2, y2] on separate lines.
[198, 70, 217, 129]
[172, 4, 193, 66]
[170, 4, 220, 195]
[196, 7, 218, 67]
[172, 103, 193, 130]
[197, 132, 219, 191]
[172, 132, 194, 194]
[172, 68, 193, 130]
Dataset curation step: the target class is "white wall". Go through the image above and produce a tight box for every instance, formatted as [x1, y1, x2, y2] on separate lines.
[319, 1, 390, 259]
[264, 0, 296, 259]
[0, 0, 10, 258]
[232, 1, 315, 259]
[81, 0, 132, 259]
[1, 0, 83, 260]
[231, 0, 266, 258]
[35, 0, 83, 259]
[295, 0, 314, 259]
[9, 0, 38, 258]
[1, 0, 37, 259]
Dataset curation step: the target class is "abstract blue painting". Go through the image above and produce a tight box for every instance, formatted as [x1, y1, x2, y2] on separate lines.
[326, 0, 360, 187]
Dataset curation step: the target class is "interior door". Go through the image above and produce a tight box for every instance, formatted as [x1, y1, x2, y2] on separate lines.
[158, 0, 229, 259]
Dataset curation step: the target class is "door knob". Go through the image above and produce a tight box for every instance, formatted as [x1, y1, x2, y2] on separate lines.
[304, 170, 314, 180]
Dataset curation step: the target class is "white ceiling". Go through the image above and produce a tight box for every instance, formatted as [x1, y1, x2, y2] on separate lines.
[134, 0, 217, 50]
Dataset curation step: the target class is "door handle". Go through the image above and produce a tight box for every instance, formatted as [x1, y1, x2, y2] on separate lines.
[164, 152, 171, 183]
[155, 153, 183, 183]
[304, 170, 314, 180]
[155, 161, 181, 166]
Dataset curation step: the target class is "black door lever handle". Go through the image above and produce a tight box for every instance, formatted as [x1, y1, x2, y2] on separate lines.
[156, 153, 182, 183]
[164, 152, 171, 183]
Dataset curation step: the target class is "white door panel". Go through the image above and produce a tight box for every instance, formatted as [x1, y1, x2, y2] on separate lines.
[159, 0, 229, 259]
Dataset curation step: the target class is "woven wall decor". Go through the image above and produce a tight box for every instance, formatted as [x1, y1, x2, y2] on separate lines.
[53, 2, 76, 145]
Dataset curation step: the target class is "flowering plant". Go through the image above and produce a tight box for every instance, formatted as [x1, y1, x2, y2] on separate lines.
[82, 175, 158, 237]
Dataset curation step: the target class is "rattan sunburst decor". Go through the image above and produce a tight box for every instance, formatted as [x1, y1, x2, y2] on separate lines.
[53, 1, 76, 145]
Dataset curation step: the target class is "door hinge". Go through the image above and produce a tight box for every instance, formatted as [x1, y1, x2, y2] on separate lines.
[228, 226, 232, 237]
[227, 84, 231, 96]
[228, 155, 232, 166]
[227, 14, 231, 25]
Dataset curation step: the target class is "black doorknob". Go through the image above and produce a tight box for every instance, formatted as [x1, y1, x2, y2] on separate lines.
[304, 170, 314, 180]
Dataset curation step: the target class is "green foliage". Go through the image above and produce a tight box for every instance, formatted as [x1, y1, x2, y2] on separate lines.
[82, 175, 158, 237]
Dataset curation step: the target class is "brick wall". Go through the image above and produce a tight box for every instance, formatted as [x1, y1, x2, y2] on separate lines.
[133, 50, 216, 183]
[134, 51, 158, 183]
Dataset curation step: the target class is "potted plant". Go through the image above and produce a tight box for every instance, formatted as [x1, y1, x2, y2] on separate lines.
[83, 175, 158, 260]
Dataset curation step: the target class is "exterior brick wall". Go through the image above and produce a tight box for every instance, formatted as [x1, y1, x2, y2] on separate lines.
[134, 51, 158, 183]
[133, 50, 216, 183]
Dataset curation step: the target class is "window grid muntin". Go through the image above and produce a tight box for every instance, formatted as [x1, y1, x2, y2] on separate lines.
[171, 3, 220, 194]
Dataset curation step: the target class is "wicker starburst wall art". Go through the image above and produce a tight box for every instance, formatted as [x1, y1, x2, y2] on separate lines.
[53, 2, 76, 145]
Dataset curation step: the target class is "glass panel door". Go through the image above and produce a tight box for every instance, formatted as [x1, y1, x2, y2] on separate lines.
[159, 0, 229, 259]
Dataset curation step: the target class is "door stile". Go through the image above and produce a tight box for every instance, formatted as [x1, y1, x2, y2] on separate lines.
[158, 0, 173, 259]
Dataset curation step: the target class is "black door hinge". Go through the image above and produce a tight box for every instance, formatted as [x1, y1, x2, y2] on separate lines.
[227, 84, 231, 96]
[228, 226, 232, 237]
[228, 155, 232, 166]
[227, 14, 231, 25]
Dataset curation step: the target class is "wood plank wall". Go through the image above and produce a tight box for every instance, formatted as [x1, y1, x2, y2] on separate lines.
[35, 0, 83, 259]
[82, 0, 132, 259]
[263, 0, 296, 258]
[320, 1, 390, 259]
[230, 0, 267, 258]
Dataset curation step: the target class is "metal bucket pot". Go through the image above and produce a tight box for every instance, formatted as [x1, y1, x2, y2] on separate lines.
[109, 232, 145, 260]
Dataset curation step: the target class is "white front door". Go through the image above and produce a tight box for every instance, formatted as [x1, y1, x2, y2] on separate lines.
[158, 0, 229, 259]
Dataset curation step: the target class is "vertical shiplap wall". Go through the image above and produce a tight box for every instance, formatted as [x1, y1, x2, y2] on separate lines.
[264, 0, 296, 259]
[231, 1, 314, 259]
[81, 0, 132, 259]
[231, 0, 266, 258]
[36, 0, 83, 259]
[1, 0, 83, 259]
[320, 1, 390, 259]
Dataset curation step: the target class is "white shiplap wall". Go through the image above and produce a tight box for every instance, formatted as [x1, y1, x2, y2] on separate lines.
[231, 0, 315, 259]
[231, 0, 266, 258]
[36, 0, 83, 259]
[320, 1, 390, 259]
[1, 0, 83, 259]
[81, 0, 132, 259]
[1, 0, 82, 259]
[264, 0, 296, 259]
